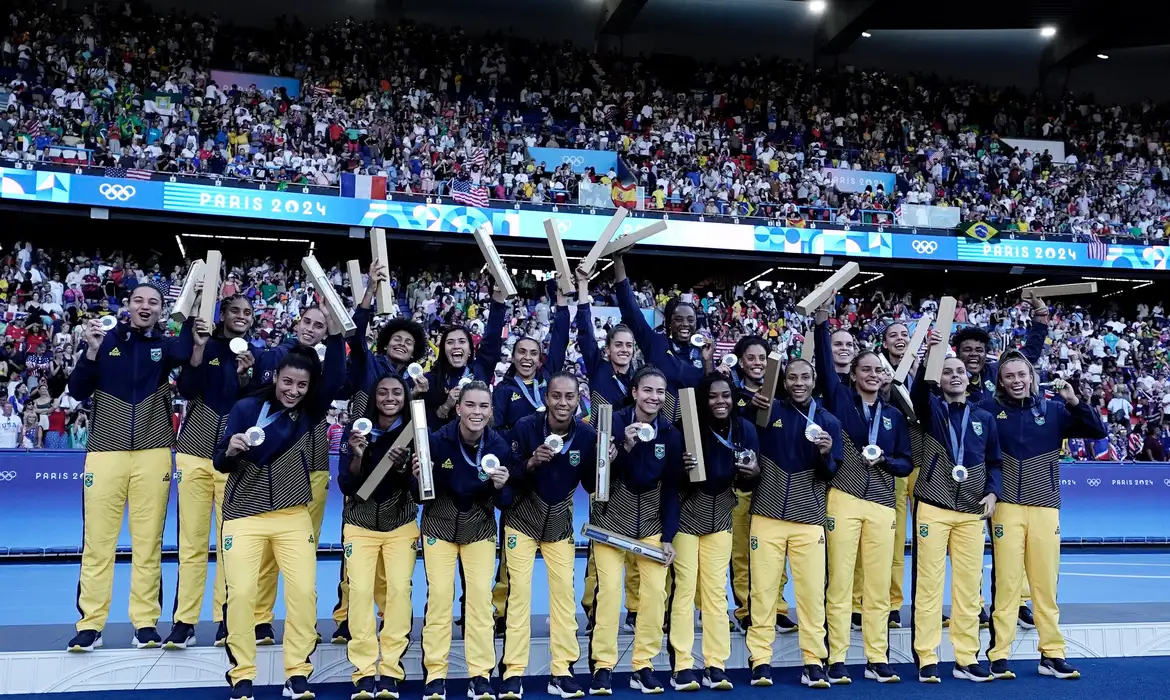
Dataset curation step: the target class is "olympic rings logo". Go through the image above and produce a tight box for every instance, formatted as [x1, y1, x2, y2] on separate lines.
[0, 471, 16, 481]
[99, 184, 136, 201]
[911, 240, 938, 254]
[561, 156, 585, 166]
[1086, 478, 1101, 487]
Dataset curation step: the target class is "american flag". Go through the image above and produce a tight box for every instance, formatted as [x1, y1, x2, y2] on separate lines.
[469, 147, 487, 169]
[104, 166, 153, 180]
[312, 85, 332, 98]
[24, 119, 43, 137]
[894, 203, 903, 223]
[451, 178, 489, 207]
[1086, 233, 1109, 261]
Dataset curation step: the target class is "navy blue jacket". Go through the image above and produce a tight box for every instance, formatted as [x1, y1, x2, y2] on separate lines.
[492, 303, 570, 433]
[175, 335, 262, 457]
[604, 406, 684, 543]
[508, 412, 596, 506]
[747, 398, 843, 524]
[616, 278, 704, 420]
[576, 303, 635, 410]
[422, 299, 508, 422]
[966, 320, 1046, 403]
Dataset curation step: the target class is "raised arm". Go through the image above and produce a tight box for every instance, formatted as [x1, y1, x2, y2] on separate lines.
[474, 292, 509, 381]
[67, 320, 109, 401]
[312, 332, 348, 420]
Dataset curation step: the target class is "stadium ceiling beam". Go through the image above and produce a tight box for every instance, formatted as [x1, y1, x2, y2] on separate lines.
[814, 0, 889, 55]
[597, 0, 649, 35]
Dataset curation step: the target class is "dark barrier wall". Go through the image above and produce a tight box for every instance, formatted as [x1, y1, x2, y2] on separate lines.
[1, 450, 1168, 552]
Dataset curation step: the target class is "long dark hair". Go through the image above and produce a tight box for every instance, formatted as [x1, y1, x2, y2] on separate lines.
[696, 372, 735, 429]
[363, 374, 411, 422]
[435, 324, 476, 386]
[259, 345, 322, 412]
[376, 317, 427, 363]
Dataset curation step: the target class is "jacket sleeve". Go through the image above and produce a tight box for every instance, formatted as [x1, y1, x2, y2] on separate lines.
[346, 307, 373, 392]
[311, 333, 348, 421]
[493, 380, 512, 429]
[735, 421, 761, 489]
[336, 426, 362, 497]
[213, 403, 249, 473]
[68, 344, 103, 401]
[165, 319, 195, 368]
[491, 433, 517, 508]
[1021, 320, 1047, 365]
[816, 412, 842, 481]
[546, 303, 570, 375]
[910, 364, 939, 433]
[984, 417, 1003, 500]
[474, 299, 509, 381]
[1059, 398, 1108, 441]
[176, 352, 207, 401]
[814, 320, 845, 413]
[576, 303, 601, 375]
[881, 418, 914, 477]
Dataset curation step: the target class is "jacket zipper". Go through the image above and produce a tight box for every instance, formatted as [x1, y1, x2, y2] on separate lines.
[129, 338, 139, 450]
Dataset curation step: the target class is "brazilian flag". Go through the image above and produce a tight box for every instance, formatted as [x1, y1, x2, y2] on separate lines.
[963, 221, 999, 242]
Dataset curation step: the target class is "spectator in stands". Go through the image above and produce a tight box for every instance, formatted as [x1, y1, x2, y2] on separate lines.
[0, 400, 20, 448]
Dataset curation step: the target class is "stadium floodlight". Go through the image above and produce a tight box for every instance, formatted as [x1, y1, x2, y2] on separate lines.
[861, 31, 872, 38]
[1097, 53, 1109, 59]
[1040, 26, 1057, 38]
[808, 0, 827, 14]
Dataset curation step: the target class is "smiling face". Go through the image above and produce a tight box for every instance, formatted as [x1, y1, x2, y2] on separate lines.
[386, 329, 415, 363]
[830, 329, 857, 369]
[606, 329, 636, 369]
[852, 353, 884, 394]
[669, 304, 697, 343]
[785, 360, 815, 404]
[958, 338, 987, 374]
[707, 379, 733, 420]
[546, 375, 579, 425]
[634, 374, 667, 418]
[222, 297, 254, 337]
[128, 286, 162, 330]
[444, 329, 472, 368]
[1000, 358, 1034, 400]
[373, 377, 406, 418]
[456, 387, 492, 433]
[274, 366, 311, 408]
[296, 308, 328, 346]
[941, 357, 970, 398]
[513, 338, 541, 379]
[883, 323, 910, 361]
[740, 342, 767, 382]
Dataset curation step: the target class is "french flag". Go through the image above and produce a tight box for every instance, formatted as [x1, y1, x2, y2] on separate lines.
[340, 173, 388, 200]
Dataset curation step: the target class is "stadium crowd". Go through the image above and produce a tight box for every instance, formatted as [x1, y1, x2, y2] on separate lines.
[3, 3, 1170, 236]
[1, 239, 1168, 461]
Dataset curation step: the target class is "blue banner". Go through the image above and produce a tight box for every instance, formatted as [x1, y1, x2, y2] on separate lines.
[210, 70, 301, 99]
[0, 451, 1166, 552]
[3, 166, 1169, 272]
[527, 147, 617, 175]
[824, 167, 897, 194]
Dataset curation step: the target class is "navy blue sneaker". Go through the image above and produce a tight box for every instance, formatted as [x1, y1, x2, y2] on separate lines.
[669, 670, 699, 692]
[423, 679, 446, 700]
[750, 664, 773, 687]
[375, 677, 400, 700]
[990, 659, 1016, 680]
[629, 669, 663, 694]
[467, 676, 495, 700]
[589, 669, 613, 696]
[953, 663, 993, 682]
[1039, 656, 1081, 680]
[215, 620, 228, 647]
[332, 620, 351, 644]
[828, 662, 851, 685]
[283, 676, 314, 700]
[231, 680, 254, 700]
[1018, 605, 1036, 630]
[351, 676, 375, 700]
[888, 610, 903, 629]
[800, 665, 830, 689]
[547, 676, 584, 699]
[865, 662, 901, 683]
[164, 622, 196, 649]
[918, 664, 941, 683]
[850, 612, 862, 631]
[67, 629, 102, 652]
[133, 627, 162, 649]
[776, 613, 798, 634]
[941, 613, 951, 628]
[979, 609, 990, 629]
[702, 667, 733, 690]
[623, 611, 638, 632]
[499, 676, 522, 700]
[255, 623, 276, 646]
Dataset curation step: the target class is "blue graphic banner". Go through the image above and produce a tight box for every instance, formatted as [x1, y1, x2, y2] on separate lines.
[0, 452, 1167, 552]
[527, 147, 617, 174]
[3, 166, 1168, 271]
[210, 70, 301, 99]
[824, 167, 897, 194]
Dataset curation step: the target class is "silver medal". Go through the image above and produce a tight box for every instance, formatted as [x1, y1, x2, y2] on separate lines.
[353, 418, 373, 436]
[862, 444, 883, 462]
[245, 426, 266, 447]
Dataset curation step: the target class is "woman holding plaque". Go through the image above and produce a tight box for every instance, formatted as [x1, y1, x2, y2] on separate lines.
[499, 372, 596, 700]
[587, 366, 686, 696]
[666, 373, 758, 692]
[575, 264, 641, 628]
[725, 335, 795, 634]
[745, 358, 840, 689]
[492, 279, 570, 435]
[337, 374, 416, 700]
[415, 380, 514, 700]
[250, 305, 348, 644]
[814, 304, 913, 685]
[166, 292, 257, 650]
[423, 288, 509, 425]
[213, 339, 345, 700]
[982, 351, 1106, 681]
[908, 346, 1001, 684]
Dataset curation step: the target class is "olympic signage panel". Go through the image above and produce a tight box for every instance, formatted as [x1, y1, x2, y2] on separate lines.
[3, 167, 1168, 271]
[527, 147, 617, 174]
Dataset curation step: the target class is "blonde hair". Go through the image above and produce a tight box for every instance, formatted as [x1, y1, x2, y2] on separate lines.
[994, 350, 1040, 404]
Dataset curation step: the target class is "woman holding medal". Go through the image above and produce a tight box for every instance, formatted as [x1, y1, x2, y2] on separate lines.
[423, 288, 509, 425]
[337, 374, 416, 700]
[499, 372, 597, 700]
[745, 358, 840, 689]
[574, 264, 641, 629]
[333, 262, 426, 645]
[725, 335, 795, 634]
[587, 366, 686, 696]
[909, 345, 1002, 683]
[416, 380, 514, 700]
[666, 373, 758, 692]
[167, 292, 257, 650]
[492, 279, 570, 435]
[214, 335, 345, 700]
[250, 305, 347, 645]
[814, 303, 913, 685]
[981, 351, 1106, 681]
